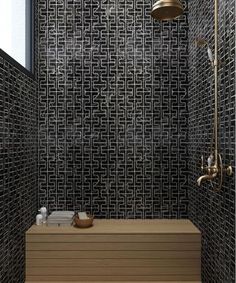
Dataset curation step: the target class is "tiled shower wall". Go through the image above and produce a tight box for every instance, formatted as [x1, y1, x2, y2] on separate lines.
[188, 0, 235, 282]
[37, 0, 189, 218]
[0, 55, 37, 282]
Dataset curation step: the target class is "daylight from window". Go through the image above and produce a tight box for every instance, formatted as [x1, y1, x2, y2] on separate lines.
[0, 0, 26, 68]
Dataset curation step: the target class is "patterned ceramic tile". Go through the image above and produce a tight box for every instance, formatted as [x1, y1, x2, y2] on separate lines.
[188, 0, 235, 282]
[0, 56, 37, 282]
[0, 0, 234, 282]
[37, 0, 189, 218]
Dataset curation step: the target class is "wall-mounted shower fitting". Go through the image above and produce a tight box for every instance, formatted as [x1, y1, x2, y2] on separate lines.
[151, 0, 233, 191]
[196, 0, 233, 191]
[197, 153, 233, 190]
[151, 0, 184, 21]
[195, 38, 214, 68]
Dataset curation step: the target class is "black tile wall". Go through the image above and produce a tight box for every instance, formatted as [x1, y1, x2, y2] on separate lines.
[0, 0, 235, 282]
[37, 0, 189, 218]
[188, 0, 235, 282]
[0, 56, 37, 282]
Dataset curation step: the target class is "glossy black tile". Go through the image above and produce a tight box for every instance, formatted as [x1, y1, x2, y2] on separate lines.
[37, 0, 189, 218]
[188, 0, 235, 282]
[0, 56, 37, 282]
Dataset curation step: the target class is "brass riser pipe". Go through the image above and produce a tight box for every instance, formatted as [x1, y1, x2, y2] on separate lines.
[214, 0, 218, 167]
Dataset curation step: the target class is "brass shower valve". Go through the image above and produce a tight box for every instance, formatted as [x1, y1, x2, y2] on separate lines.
[206, 165, 218, 175]
[197, 154, 233, 190]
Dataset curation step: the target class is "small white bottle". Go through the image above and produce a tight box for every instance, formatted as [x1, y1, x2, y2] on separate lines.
[36, 214, 43, 225]
[39, 207, 47, 224]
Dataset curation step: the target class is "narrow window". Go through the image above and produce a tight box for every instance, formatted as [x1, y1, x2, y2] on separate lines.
[0, 0, 34, 73]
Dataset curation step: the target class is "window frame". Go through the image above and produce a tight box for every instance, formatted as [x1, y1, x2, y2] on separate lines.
[0, 0, 35, 79]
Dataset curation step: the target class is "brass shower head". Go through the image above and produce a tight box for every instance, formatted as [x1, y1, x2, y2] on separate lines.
[151, 0, 184, 21]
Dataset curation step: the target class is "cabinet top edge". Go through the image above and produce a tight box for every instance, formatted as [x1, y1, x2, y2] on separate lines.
[26, 219, 201, 235]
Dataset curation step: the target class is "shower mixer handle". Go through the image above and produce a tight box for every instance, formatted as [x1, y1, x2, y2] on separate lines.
[199, 154, 215, 173]
[197, 153, 233, 190]
[200, 155, 204, 170]
[225, 165, 233, 176]
[207, 154, 214, 167]
[197, 154, 218, 187]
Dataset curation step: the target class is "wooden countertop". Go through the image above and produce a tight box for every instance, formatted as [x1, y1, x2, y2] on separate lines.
[27, 282, 201, 283]
[27, 219, 200, 235]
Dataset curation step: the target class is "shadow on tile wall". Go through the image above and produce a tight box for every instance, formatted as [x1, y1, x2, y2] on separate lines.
[0, 56, 37, 282]
[188, 0, 235, 282]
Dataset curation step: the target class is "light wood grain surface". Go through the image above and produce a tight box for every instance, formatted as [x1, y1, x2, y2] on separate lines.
[26, 219, 200, 234]
[26, 219, 201, 282]
[26, 281, 201, 283]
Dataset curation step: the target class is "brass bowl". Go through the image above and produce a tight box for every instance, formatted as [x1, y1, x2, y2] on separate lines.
[73, 215, 94, 228]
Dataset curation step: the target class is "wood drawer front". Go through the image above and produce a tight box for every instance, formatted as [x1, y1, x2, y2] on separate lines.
[27, 258, 200, 267]
[27, 249, 200, 259]
[26, 234, 201, 243]
[26, 233, 201, 281]
[27, 242, 200, 251]
[26, 266, 200, 276]
[26, 275, 201, 281]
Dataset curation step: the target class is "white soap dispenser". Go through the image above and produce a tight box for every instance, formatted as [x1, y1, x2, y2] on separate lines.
[39, 207, 47, 224]
[36, 213, 43, 225]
